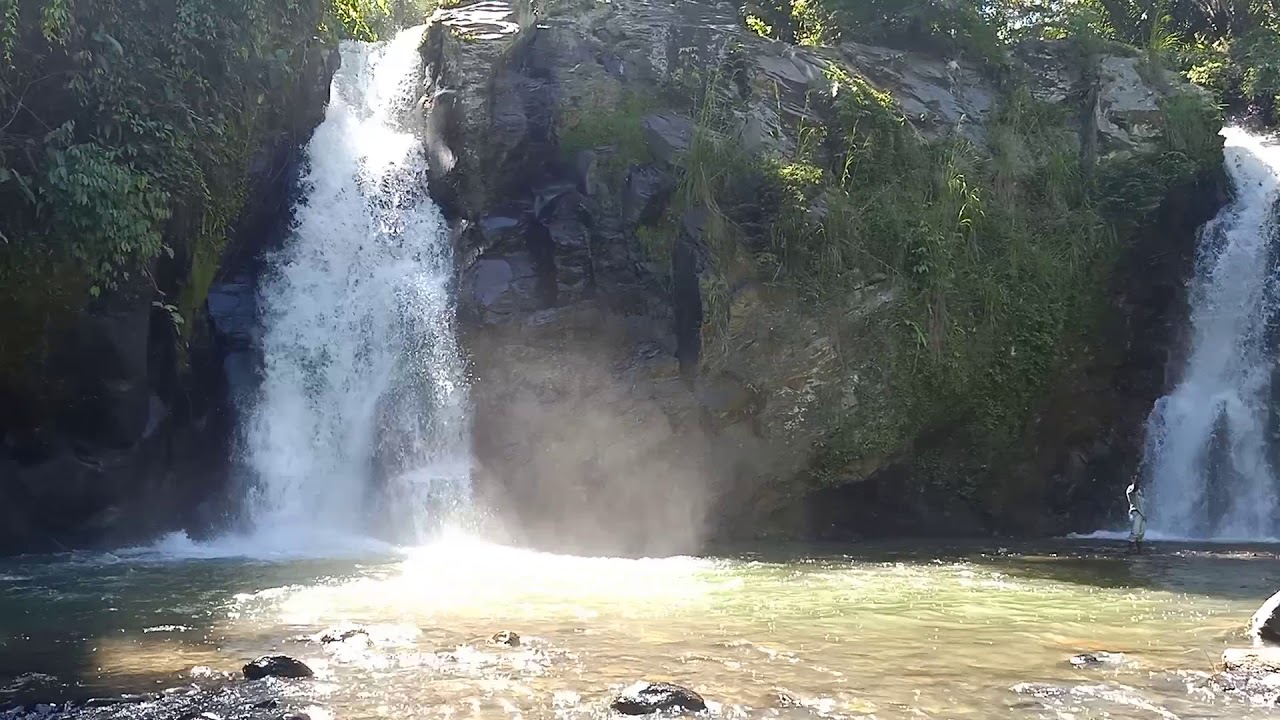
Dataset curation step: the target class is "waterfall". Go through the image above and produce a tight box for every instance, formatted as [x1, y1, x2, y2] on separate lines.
[240, 25, 471, 545]
[1143, 127, 1280, 541]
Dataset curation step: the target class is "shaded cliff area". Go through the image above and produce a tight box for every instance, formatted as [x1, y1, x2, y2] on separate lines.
[0, 0, 344, 553]
[422, 0, 1228, 553]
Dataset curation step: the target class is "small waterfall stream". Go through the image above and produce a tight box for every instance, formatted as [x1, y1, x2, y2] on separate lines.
[1143, 127, 1280, 540]
[240, 25, 471, 545]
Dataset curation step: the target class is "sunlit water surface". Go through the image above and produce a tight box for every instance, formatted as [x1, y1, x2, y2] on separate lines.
[1, 536, 1278, 719]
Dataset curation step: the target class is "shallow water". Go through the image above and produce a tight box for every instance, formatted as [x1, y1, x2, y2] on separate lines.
[1, 536, 1278, 719]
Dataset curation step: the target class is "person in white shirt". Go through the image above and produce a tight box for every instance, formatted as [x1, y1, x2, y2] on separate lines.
[1126, 472, 1146, 553]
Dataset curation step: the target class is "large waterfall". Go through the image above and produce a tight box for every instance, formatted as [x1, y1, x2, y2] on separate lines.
[240, 25, 471, 545]
[1143, 127, 1280, 541]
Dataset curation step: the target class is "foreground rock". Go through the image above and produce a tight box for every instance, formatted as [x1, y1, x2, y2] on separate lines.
[0, 680, 305, 720]
[241, 656, 314, 681]
[610, 682, 706, 715]
[1223, 647, 1280, 674]
[1250, 589, 1280, 646]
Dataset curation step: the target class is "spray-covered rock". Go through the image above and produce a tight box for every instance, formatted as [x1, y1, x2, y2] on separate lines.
[241, 656, 314, 681]
[610, 681, 706, 715]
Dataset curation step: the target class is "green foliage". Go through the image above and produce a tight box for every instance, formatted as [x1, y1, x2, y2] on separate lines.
[668, 65, 1216, 484]
[332, 0, 393, 40]
[0, 0, 397, 384]
[559, 91, 657, 180]
[37, 130, 172, 294]
[331, 0, 443, 40]
[0, 0, 345, 298]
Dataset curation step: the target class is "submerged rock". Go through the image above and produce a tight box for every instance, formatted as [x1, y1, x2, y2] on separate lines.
[610, 681, 707, 715]
[1250, 589, 1280, 646]
[311, 625, 369, 644]
[83, 694, 159, 707]
[241, 656, 314, 681]
[772, 690, 801, 708]
[490, 630, 521, 647]
[1069, 651, 1123, 668]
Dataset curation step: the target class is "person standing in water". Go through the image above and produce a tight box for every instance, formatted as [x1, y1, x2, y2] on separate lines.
[1126, 471, 1146, 553]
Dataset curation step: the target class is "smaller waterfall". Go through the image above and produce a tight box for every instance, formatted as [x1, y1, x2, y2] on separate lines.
[240, 25, 471, 546]
[1143, 127, 1280, 540]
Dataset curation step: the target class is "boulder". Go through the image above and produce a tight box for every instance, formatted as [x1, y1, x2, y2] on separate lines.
[1249, 589, 1280, 646]
[490, 630, 522, 647]
[241, 656, 314, 681]
[610, 681, 707, 716]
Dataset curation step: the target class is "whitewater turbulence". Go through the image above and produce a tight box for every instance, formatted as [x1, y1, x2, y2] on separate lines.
[241, 25, 470, 545]
[1142, 127, 1280, 541]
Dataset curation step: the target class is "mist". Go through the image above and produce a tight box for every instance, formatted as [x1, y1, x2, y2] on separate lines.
[466, 317, 740, 558]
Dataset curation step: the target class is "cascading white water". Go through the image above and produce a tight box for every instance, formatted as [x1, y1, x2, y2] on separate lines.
[1143, 127, 1280, 541]
[242, 25, 471, 544]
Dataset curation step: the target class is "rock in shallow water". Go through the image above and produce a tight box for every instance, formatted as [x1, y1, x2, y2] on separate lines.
[1223, 647, 1280, 674]
[1068, 651, 1123, 668]
[312, 625, 369, 644]
[241, 656, 314, 681]
[490, 630, 521, 647]
[610, 681, 706, 715]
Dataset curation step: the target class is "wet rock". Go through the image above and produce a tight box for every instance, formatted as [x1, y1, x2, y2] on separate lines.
[610, 681, 707, 715]
[490, 630, 521, 647]
[1010, 682, 1068, 699]
[772, 690, 801, 708]
[1224, 647, 1280, 674]
[1069, 653, 1101, 668]
[241, 656, 314, 681]
[1068, 651, 1123, 668]
[310, 625, 369, 644]
[0, 680, 304, 720]
[1250, 589, 1280, 646]
[621, 164, 674, 227]
[640, 114, 694, 165]
[1209, 669, 1280, 705]
[84, 694, 159, 707]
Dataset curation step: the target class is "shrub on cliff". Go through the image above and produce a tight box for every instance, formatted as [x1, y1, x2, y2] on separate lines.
[0, 0, 416, 393]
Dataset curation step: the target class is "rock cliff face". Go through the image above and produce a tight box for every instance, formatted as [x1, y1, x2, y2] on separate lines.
[420, 0, 1223, 551]
[0, 50, 338, 555]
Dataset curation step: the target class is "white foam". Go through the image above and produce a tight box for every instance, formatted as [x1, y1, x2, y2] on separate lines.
[111, 530, 398, 562]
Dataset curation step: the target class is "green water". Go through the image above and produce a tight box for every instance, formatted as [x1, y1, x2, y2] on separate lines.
[1, 536, 1278, 718]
